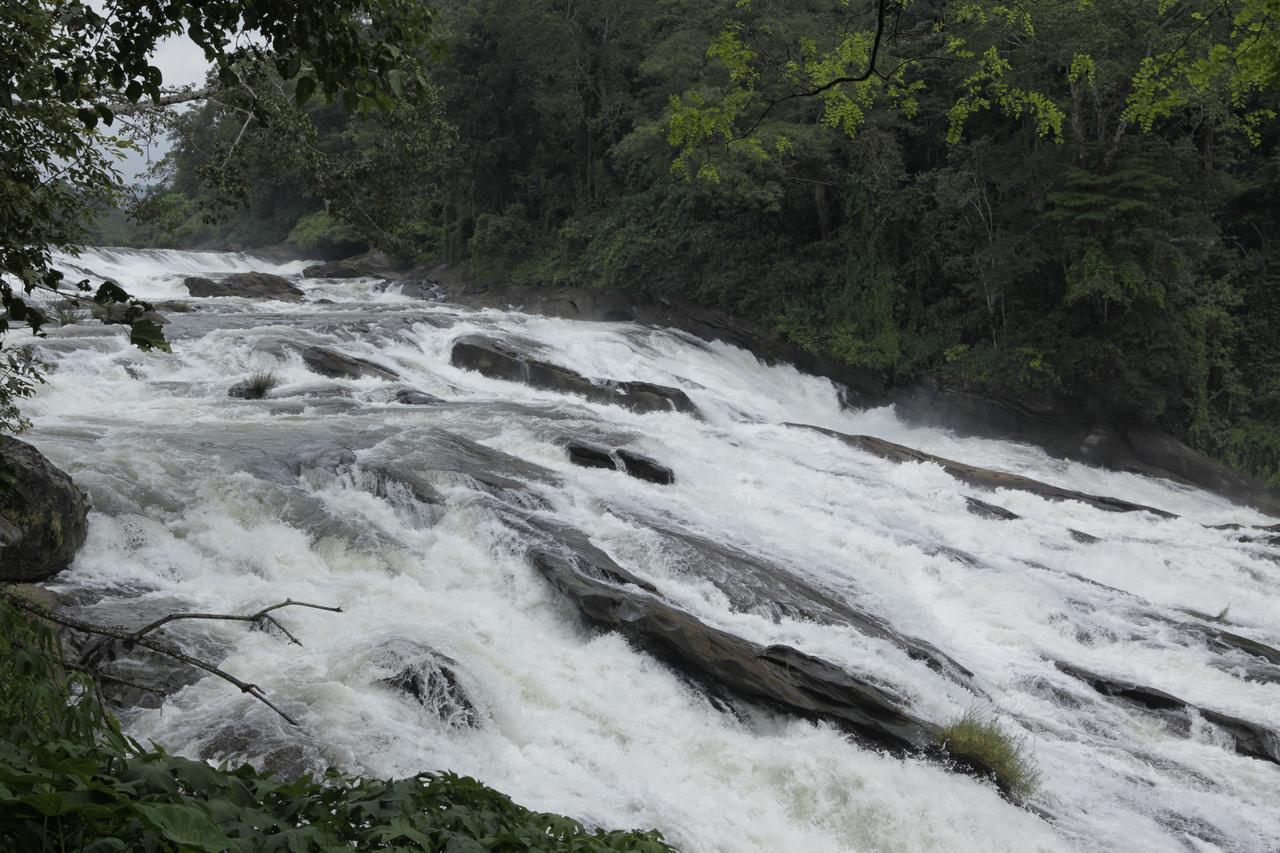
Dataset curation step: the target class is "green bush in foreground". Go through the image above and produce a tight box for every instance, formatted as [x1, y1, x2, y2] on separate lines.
[939, 710, 1041, 800]
[0, 599, 673, 852]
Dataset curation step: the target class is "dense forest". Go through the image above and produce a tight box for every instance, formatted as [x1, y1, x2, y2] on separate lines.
[113, 0, 1280, 483]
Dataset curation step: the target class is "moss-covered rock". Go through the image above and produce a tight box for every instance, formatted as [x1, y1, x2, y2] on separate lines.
[0, 436, 89, 582]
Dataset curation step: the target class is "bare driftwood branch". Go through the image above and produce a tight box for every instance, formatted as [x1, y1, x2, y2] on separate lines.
[127, 598, 343, 647]
[0, 588, 341, 726]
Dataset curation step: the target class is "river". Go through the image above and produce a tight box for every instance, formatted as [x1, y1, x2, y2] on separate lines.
[19, 247, 1280, 852]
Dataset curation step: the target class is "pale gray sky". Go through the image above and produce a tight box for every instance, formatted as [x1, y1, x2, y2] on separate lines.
[114, 37, 210, 183]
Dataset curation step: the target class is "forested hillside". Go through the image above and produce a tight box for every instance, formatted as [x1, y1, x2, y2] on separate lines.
[121, 0, 1280, 482]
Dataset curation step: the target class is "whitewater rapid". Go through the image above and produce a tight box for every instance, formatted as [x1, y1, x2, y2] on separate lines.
[15, 247, 1280, 852]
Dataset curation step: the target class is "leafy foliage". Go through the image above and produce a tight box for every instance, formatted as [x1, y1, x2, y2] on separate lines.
[0, 598, 673, 852]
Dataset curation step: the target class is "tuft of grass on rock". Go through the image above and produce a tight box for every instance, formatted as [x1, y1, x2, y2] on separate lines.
[939, 709, 1040, 798]
[230, 370, 280, 400]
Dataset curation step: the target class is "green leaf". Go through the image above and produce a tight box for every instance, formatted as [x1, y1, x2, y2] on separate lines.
[120, 760, 180, 795]
[129, 317, 171, 352]
[134, 803, 234, 852]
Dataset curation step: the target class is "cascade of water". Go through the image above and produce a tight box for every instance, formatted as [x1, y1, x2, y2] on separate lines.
[18, 247, 1280, 852]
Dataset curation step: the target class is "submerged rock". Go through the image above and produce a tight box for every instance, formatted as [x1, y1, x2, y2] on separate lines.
[451, 336, 698, 416]
[0, 437, 90, 582]
[963, 497, 1100, 543]
[394, 389, 444, 406]
[301, 345, 399, 380]
[1056, 661, 1280, 765]
[185, 272, 304, 301]
[964, 497, 1020, 521]
[792, 424, 1178, 518]
[373, 640, 478, 728]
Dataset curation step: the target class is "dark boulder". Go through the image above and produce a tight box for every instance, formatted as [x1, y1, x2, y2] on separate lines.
[302, 250, 396, 279]
[617, 449, 675, 485]
[0, 437, 90, 582]
[564, 442, 675, 485]
[394, 389, 444, 406]
[301, 345, 399, 380]
[183, 276, 217, 295]
[185, 272, 304, 301]
[566, 442, 617, 472]
[451, 336, 698, 416]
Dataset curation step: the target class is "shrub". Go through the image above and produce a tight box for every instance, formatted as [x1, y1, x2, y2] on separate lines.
[938, 710, 1040, 799]
[0, 598, 673, 851]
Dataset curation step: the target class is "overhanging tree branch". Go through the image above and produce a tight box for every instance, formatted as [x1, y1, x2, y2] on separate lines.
[105, 84, 221, 117]
[734, 0, 894, 141]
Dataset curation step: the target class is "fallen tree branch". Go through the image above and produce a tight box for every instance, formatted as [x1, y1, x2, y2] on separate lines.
[0, 588, 340, 726]
[127, 598, 343, 647]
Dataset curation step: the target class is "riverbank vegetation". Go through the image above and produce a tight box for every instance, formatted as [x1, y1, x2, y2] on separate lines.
[0, 598, 672, 851]
[115, 0, 1280, 482]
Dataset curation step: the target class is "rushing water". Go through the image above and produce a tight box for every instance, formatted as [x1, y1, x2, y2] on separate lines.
[16, 247, 1280, 852]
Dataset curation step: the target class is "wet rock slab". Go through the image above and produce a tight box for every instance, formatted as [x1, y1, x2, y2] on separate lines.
[515, 515, 945, 754]
[185, 272, 304, 301]
[791, 423, 1178, 518]
[1056, 661, 1280, 765]
[301, 345, 399, 380]
[451, 335, 699, 416]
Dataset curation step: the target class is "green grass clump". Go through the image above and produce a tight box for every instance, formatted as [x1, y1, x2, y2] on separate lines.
[939, 710, 1040, 798]
[243, 369, 279, 399]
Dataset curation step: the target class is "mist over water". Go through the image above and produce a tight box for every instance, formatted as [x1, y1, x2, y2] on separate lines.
[19, 247, 1280, 852]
